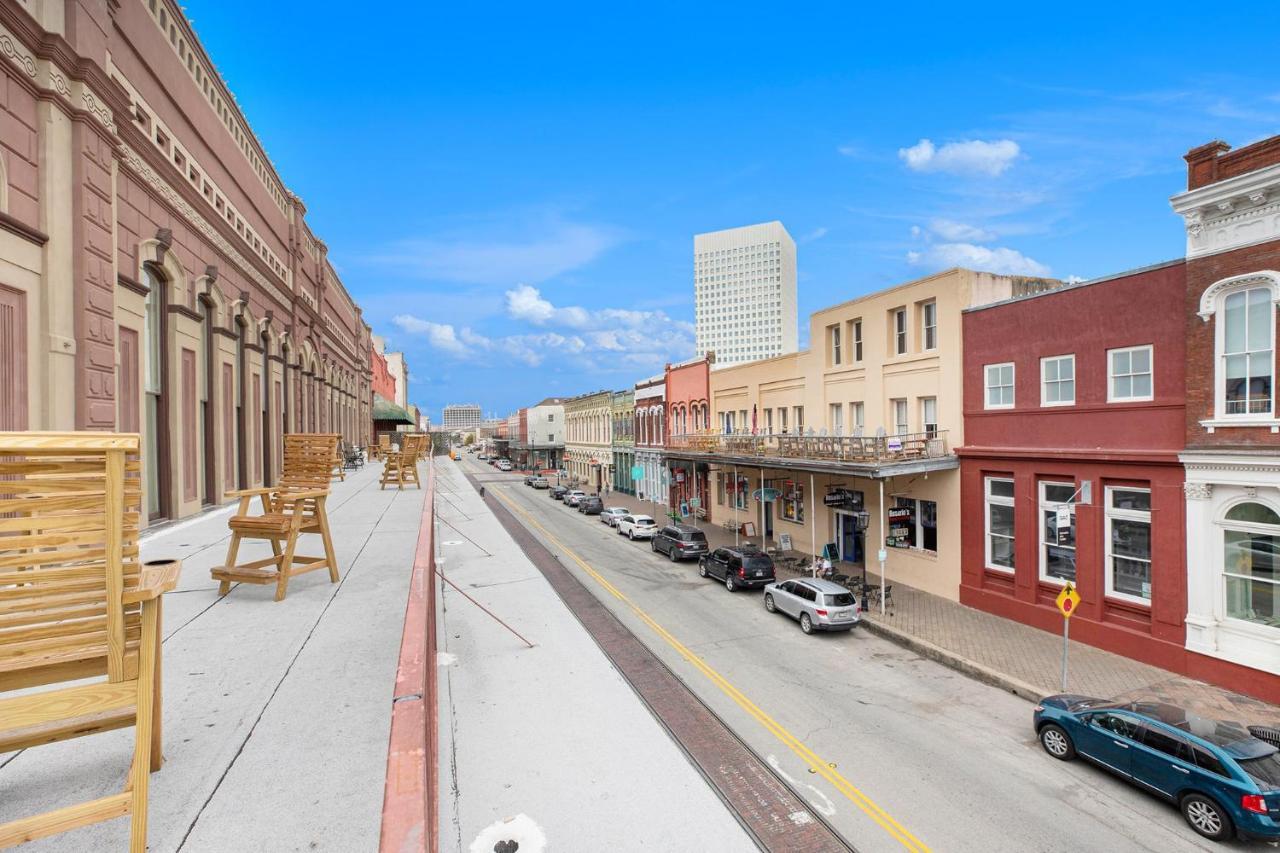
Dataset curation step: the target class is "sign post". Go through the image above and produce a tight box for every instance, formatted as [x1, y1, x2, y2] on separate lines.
[1055, 582, 1081, 691]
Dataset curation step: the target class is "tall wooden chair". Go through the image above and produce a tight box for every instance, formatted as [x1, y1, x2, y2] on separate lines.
[0, 432, 180, 852]
[379, 434, 424, 491]
[330, 442, 345, 482]
[212, 433, 340, 602]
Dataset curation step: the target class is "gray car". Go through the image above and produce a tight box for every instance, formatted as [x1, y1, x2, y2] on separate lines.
[763, 578, 861, 634]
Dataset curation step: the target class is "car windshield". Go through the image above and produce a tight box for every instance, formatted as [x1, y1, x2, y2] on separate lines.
[637, 519, 655, 527]
[743, 556, 773, 570]
[824, 592, 854, 606]
[1239, 752, 1280, 790]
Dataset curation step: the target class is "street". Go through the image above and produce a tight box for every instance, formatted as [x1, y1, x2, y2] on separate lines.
[458, 455, 1233, 852]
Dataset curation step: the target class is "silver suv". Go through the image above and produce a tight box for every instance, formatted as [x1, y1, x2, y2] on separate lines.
[762, 578, 861, 634]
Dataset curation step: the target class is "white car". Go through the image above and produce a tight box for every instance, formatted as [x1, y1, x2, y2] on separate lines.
[599, 507, 630, 526]
[497, 460, 513, 471]
[616, 514, 658, 540]
[563, 490, 587, 507]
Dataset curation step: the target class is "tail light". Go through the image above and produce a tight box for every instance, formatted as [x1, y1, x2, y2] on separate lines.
[1241, 794, 1268, 815]
[738, 566, 746, 578]
[815, 609, 828, 616]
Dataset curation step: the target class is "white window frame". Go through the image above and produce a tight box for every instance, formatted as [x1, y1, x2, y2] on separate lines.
[850, 401, 864, 432]
[984, 362, 1015, 410]
[1108, 345, 1154, 403]
[984, 478, 1015, 573]
[893, 308, 907, 355]
[920, 397, 937, 438]
[1040, 354, 1076, 407]
[922, 300, 937, 351]
[1217, 285, 1275, 419]
[1105, 486, 1152, 605]
[830, 324, 842, 365]
[892, 398, 908, 435]
[853, 319, 863, 361]
[829, 402, 843, 435]
[1038, 480, 1077, 586]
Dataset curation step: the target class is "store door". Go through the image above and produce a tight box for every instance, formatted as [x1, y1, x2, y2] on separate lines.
[838, 512, 863, 564]
[764, 500, 774, 538]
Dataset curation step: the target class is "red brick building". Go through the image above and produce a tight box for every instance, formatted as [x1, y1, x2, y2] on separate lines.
[958, 261, 1190, 673]
[1172, 136, 1280, 699]
[664, 355, 713, 514]
[371, 344, 396, 402]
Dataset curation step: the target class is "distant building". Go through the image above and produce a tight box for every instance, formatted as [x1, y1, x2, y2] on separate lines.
[442, 404, 483, 432]
[564, 390, 613, 491]
[371, 334, 410, 411]
[371, 343, 396, 402]
[634, 375, 666, 506]
[694, 221, 798, 367]
[611, 390, 636, 495]
[525, 397, 565, 470]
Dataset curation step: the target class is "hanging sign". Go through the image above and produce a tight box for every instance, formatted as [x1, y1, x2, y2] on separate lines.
[753, 488, 781, 502]
[824, 488, 864, 508]
[887, 437, 903, 453]
[631, 464, 644, 480]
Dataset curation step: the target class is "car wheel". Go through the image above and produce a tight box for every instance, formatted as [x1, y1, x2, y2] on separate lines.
[725, 576, 736, 592]
[799, 613, 813, 634]
[668, 548, 678, 562]
[764, 594, 776, 613]
[1038, 724, 1076, 761]
[1181, 793, 1232, 842]
[698, 561, 708, 578]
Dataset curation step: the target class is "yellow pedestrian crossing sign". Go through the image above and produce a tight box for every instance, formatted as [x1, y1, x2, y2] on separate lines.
[1056, 583, 1081, 619]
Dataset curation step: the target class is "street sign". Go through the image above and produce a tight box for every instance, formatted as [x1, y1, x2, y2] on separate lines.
[1056, 583, 1081, 619]
[631, 464, 644, 480]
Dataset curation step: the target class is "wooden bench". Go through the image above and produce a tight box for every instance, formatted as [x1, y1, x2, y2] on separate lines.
[379, 434, 425, 491]
[0, 431, 180, 852]
[211, 433, 340, 602]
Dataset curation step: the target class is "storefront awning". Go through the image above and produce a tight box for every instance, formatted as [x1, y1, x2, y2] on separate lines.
[663, 446, 958, 479]
[372, 395, 414, 425]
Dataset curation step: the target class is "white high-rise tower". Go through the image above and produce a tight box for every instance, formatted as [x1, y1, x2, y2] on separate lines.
[693, 221, 797, 367]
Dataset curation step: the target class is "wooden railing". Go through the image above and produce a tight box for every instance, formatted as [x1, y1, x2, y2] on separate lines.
[667, 429, 950, 464]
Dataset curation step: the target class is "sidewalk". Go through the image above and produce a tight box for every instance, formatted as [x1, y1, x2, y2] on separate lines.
[0, 462, 424, 852]
[431, 462, 754, 851]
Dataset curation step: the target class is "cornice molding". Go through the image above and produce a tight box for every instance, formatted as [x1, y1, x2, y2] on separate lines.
[117, 272, 148, 296]
[0, 210, 48, 245]
[1170, 163, 1280, 260]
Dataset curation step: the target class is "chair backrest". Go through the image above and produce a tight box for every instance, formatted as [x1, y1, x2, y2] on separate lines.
[278, 433, 340, 492]
[0, 432, 142, 690]
[379, 434, 391, 449]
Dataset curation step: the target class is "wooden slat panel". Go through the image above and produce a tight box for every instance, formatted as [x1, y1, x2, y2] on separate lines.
[0, 792, 132, 847]
[0, 680, 136, 728]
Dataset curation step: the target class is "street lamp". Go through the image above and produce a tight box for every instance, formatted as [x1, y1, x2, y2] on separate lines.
[853, 510, 872, 611]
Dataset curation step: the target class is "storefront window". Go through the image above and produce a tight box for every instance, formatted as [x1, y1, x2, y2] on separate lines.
[985, 478, 1015, 571]
[1223, 502, 1280, 628]
[1039, 481, 1076, 584]
[888, 497, 937, 552]
[781, 482, 804, 522]
[1106, 487, 1151, 603]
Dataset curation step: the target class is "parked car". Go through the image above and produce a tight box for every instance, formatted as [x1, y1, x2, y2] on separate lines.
[699, 547, 777, 592]
[531, 476, 550, 489]
[600, 507, 630, 526]
[1034, 697, 1280, 842]
[762, 578, 860, 632]
[524, 474, 536, 486]
[476, 454, 488, 461]
[550, 485, 569, 500]
[579, 496, 604, 515]
[617, 514, 657, 540]
[563, 490, 587, 507]
[651, 524, 709, 562]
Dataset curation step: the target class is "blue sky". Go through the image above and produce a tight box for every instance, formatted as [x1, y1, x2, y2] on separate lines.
[186, 1, 1280, 419]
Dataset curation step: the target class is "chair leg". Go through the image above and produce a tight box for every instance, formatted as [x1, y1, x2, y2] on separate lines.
[317, 498, 340, 584]
[275, 516, 303, 602]
[219, 532, 243, 596]
[149, 596, 164, 772]
[129, 601, 159, 853]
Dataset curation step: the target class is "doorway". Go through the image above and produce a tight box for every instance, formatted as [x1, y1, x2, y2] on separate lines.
[836, 511, 864, 564]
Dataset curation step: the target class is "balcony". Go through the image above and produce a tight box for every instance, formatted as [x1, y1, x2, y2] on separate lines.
[665, 430, 957, 478]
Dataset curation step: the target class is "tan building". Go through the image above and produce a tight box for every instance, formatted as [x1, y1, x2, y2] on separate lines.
[564, 390, 613, 491]
[669, 268, 1059, 600]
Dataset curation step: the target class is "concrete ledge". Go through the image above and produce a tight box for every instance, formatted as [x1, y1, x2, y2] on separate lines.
[860, 617, 1048, 704]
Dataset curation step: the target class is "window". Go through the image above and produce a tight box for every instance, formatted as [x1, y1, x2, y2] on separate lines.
[830, 324, 842, 365]
[829, 403, 843, 435]
[547, 433, 554, 443]
[850, 402, 864, 432]
[1104, 487, 1152, 603]
[921, 301, 937, 351]
[1039, 481, 1077, 584]
[1137, 725, 1189, 762]
[1109, 345, 1153, 402]
[779, 407, 788, 433]
[888, 497, 937, 552]
[794, 406, 804, 433]
[1222, 501, 1280, 628]
[764, 408, 773, 433]
[548, 413, 555, 421]
[1222, 287, 1274, 416]
[853, 319, 863, 361]
[985, 478, 1015, 571]
[1041, 355, 1076, 406]
[892, 308, 907, 355]
[985, 363, 1014, 409]
[892, 399, 908, 435]
[920, 397, 937, 438]
[780, 481, 804, 522]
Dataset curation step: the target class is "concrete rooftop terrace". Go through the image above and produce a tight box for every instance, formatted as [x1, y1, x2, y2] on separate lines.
[0, 463, 426, 852]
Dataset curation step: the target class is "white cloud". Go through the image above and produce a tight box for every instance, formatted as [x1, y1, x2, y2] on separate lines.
[391, 315, 476, 356]
[899, 138, 1021, 176]
[837, 144, 860, 157]
[906, 242, 1050, 277]
[504, 284, 685, 333]
[801, 226, 829, 243]
[928, 218, 996, 242]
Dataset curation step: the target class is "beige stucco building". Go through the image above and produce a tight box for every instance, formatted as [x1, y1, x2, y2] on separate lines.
[670, 268, 1058, 600]
[564, 389, 613, 491]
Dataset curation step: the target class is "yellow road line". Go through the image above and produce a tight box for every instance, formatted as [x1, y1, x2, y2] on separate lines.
[490, 488, 930, 853]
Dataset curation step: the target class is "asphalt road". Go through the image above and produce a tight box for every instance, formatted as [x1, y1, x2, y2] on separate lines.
[460, 456, 1235, 852]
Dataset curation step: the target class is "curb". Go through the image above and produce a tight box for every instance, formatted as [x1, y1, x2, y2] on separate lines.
[860, 617, 1048, 704]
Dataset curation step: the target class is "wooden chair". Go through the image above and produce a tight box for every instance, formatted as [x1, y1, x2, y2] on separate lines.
[0, 432, 180, 852]
[330, 442, 345, 482]
[211, 433, 340, 602]
[379, 434, 424, 491]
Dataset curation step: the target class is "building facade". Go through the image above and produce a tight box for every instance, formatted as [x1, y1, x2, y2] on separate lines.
[664, 355, 714, 516]
[634, 375, 666, 505]
[1172, 136, 1280, 699]
[959, 261, 1190, 672]
[694, 221, 797, 366]
[0, 0, 372, 524]
[525, 398, 564, 470]
[442, 403, 482, 432]
[371, 343, 396, 402]
[386, 350, 408, 411]
[564, 390, 612, 491]
[611, 389, 635, 495]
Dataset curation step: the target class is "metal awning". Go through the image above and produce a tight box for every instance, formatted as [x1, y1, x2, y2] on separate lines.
[662, 448, 958, 480]
[372, 395, 414, 424]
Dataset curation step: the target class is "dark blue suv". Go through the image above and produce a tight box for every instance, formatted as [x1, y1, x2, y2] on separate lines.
[1034, 695, 1280, 842]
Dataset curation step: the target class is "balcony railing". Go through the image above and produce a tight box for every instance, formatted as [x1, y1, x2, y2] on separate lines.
[667, 429, 950, 465]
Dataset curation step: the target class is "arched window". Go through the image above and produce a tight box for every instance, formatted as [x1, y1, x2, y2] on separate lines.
[1222, 501, 1280, 627]
[1201, 272, 1280, 420]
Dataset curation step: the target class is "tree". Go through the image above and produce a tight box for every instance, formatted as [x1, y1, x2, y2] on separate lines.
[463, 434, 474, 446]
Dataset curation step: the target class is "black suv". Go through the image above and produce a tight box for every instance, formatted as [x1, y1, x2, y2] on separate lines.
[699, 547, 776, 592]
[579, 496, 604, 515]
[550, 485, 569, 500]
[651, 524, 709, 562]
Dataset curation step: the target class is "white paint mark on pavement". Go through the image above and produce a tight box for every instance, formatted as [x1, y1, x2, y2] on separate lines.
[437, 652, 458, 666]
[767, 754, 838, 817]
[469, 814, 547, 853]
[788, 810, 814, 826]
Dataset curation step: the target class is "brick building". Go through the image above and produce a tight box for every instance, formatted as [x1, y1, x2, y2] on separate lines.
[0, 0, 373, 523]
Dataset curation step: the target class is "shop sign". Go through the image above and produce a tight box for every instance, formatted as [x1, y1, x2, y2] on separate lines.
[887, 437, 903, 452]
[887, 505, 914, 549]
[676, 471, 686, 483]
[824, 488, 864, 509]
[753, 488, 781, 502]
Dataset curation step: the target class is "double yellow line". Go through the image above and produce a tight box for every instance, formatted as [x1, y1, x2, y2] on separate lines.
[490, 487, 929, 852]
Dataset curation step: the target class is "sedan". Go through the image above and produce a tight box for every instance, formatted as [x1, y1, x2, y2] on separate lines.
[1034, 697, 1280, 842]
[531, 477, 550, 489]
[617, 514, 657, 540]
[600, 507, 630, 526]
[762, 578, 860, 633]
[563, 490, 587, 507]
[699, 547, 776, 592]
[549, 485, 569, 500]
